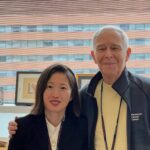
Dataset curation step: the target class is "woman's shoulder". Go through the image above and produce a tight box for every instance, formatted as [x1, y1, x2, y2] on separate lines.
[16, 114, 44, 127]
[16, 114, 35, 122]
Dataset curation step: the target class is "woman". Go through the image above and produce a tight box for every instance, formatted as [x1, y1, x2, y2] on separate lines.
[8, 64, 88, 150]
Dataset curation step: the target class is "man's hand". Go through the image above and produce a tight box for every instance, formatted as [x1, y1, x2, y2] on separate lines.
[8, 119, 18, 138]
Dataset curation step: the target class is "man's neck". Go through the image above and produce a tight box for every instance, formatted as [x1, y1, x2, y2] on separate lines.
[102, 71, 122, 85]
[103, 77, 116, 85]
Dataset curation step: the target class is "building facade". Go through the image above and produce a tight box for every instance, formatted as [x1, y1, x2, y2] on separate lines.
[0, 0, 150, 104]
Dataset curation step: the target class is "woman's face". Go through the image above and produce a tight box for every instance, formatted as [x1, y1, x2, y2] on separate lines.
[43, 72, 72, 115]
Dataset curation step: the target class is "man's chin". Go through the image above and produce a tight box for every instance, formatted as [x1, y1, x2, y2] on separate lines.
[102, 70, 118, 78]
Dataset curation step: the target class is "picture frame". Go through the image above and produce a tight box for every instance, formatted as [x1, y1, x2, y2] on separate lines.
[15, 71, 41, 106]
[76, 74, 94, 89]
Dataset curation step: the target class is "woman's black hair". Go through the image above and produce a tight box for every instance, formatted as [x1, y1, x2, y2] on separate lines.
[31, 63, 80, 117]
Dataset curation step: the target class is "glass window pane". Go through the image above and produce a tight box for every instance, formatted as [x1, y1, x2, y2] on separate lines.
[135, 68, 145, 74]
[27, 26, 37, 32]
[37, 40, 43, 48]
[57, 40, 68, 46]
[84, 40, 91, 46]
[42, 25, 52, 32]
[145, 24, 150, 30]
[11, 26, 21, 32]
[137, 54, 145, 60]
[21, 26, 27, 32]
[21, 41, 28, 48]
[12, 41, 20, 48]
[89, 24, 100, 31]
[73, 40, 83, 46]
[129, 24, 135, 30]
[5, 26, 11, 32]
[43, 40, 53, 47]
[52, 26, 58, 32]
[145, 39, 150, 45]
[68, 25, 73, 32]
[27, 40, 36, 48]
[6, 41, 12, 48]
[0, 26, 5, 32]
[120, 24, 129, 31]
[73, 25, 84, 31]
[68, 40, 74, 46]
[135, 39, 145, 45]
[36, 25, 43, 32]
[0, 41, 6, 48]
[0, 56, 6, 62]
[53, 40, 59, 47]
[135, 24, 145, 30]
[58, 25, 68, 32]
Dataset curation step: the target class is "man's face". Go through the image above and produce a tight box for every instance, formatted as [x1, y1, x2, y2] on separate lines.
[91, 30, 131, 83]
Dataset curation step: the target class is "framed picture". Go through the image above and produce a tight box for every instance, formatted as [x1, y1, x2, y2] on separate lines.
[76, 74, 94, 89]
[15, 71, 41, 106]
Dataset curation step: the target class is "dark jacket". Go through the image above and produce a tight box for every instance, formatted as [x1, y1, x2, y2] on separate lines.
[8, 104, 88, 150]
[80, 68, 150, 150]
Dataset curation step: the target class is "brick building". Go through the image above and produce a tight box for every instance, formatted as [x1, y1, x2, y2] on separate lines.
[0, 0, 150, 103]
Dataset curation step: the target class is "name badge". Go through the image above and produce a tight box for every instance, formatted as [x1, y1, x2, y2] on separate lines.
[131, 113, 142, 121]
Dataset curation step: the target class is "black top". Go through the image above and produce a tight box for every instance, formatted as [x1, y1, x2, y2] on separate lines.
[8, 104, 88, 150]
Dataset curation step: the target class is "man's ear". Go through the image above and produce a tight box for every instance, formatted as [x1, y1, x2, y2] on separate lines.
[126, 47, 131, 62]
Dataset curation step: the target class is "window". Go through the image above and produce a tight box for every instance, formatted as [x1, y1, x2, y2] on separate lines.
[73, 25, 84, 31]
[36, 40, 43, 48]
[21, 26, 28, 32]
[42, 25, 52, 32]
[135, 39, 145, 45]
[135, 24, 145, 30]
[43, 40, 53, 47]
[135, 68, 145, 74]
[120, 24, 129, 31]
[145, 24, 150, 30]
[36, 25, 43, 32]
[137, 54, 145, 60]
[0, 41, 5, 48]
[73, 40, 83, 46]
[57, 40, 68, 46]
[27, 40, 36, 48]
[21, 41, 28, 48]
[84, 40, 91, 46]
[0, 56, 6, 62]
[129, 24, 135, 30]
[0, 26, 5, 32]
[27, 26, 37, 32]
[58, 25, 68, 32]
[6, 41, 12, 48]
[12, 41, 21, 48]
[11, 26, 21, 32]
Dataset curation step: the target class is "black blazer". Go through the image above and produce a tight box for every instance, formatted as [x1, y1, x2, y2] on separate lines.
[8, 112, 88, 150]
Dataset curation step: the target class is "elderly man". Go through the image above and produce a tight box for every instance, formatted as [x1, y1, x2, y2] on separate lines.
[80, 26, 150, 150]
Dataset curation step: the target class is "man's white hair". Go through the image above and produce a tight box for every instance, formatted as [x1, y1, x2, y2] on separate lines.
[92, 25, 129, 51]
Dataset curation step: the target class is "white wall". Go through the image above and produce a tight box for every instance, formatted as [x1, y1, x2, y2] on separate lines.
[0, 105, 32, 139]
